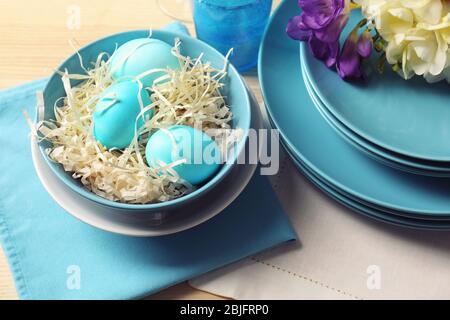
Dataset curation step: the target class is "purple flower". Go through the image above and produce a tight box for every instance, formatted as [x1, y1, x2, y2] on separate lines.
[286, 0, 349, 68]
[337, 29, 373, 81]
[308, 36, 340, 68]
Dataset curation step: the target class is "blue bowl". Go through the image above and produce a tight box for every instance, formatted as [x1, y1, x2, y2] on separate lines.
[40, 30, 251, 212]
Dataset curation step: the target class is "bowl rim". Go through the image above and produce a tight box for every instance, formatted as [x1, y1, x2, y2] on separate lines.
[39, 29, 251, 211]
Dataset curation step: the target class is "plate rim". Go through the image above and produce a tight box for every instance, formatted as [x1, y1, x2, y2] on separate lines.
[300, 40, 450, 162]
[301, 60, 450, 176]
[285, 141, 450, 230]
[30, 85, 262, 236]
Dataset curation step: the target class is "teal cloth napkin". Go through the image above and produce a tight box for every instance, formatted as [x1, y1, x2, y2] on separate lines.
[0, 23, 296, 299]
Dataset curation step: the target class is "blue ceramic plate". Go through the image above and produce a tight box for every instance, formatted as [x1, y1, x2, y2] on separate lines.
[269, 109, 450, 222]
[40, 29, 251, 212]
[301, 61, 450, 178]
[283, 141, 450, 229]
[280, 101, 450, 221]
[301, 10, 450, 161]
[259, 0, 450, 216]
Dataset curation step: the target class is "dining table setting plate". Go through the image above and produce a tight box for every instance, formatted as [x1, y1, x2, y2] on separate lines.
[259, 0, 450, 228]
[300, 9, 450, 163]
[31, 83, 262, 236]
[285, 143, 450, 229]
[31, 133, 257, 236]
[301, 57, 450, 178]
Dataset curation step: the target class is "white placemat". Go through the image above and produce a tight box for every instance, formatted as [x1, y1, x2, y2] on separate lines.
[190, 148, 450, 300]
[189, 74, 450, 300]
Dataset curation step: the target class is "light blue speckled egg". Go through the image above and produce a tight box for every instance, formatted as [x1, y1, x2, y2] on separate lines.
[109, 38, 179, 88]
[145, 125, 221, 185]
[93, 80, 153, 149]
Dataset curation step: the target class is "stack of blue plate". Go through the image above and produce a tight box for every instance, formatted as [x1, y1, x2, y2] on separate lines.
[259, 0, 450, 229]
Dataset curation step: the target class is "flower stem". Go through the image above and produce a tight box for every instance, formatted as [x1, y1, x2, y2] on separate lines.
[377, 52, 386, 74]
[357, 18, 368, 28]
[348, 18, 368, 37]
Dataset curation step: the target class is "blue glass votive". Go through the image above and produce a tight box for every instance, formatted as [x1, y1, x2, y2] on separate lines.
[193, 0, 272, 72]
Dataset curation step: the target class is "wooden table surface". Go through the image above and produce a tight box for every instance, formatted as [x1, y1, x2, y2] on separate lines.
[0, 0, 280, 300]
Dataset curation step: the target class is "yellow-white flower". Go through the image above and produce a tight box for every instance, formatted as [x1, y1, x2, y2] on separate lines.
[359, 0, 450, 83]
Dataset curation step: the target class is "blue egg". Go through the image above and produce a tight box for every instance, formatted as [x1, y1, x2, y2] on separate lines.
[145, 125, 221, 185]
[109, 38, 179, 87]
[93, 80, 153, 149]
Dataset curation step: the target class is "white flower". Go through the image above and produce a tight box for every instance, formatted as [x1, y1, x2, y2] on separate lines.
[387, 29, 449, 79]
[402, 0, 443, 25]
[359, 0, 450, 83]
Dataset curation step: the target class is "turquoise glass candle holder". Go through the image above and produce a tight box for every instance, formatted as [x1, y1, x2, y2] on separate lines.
[193, 0, 272, 72]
